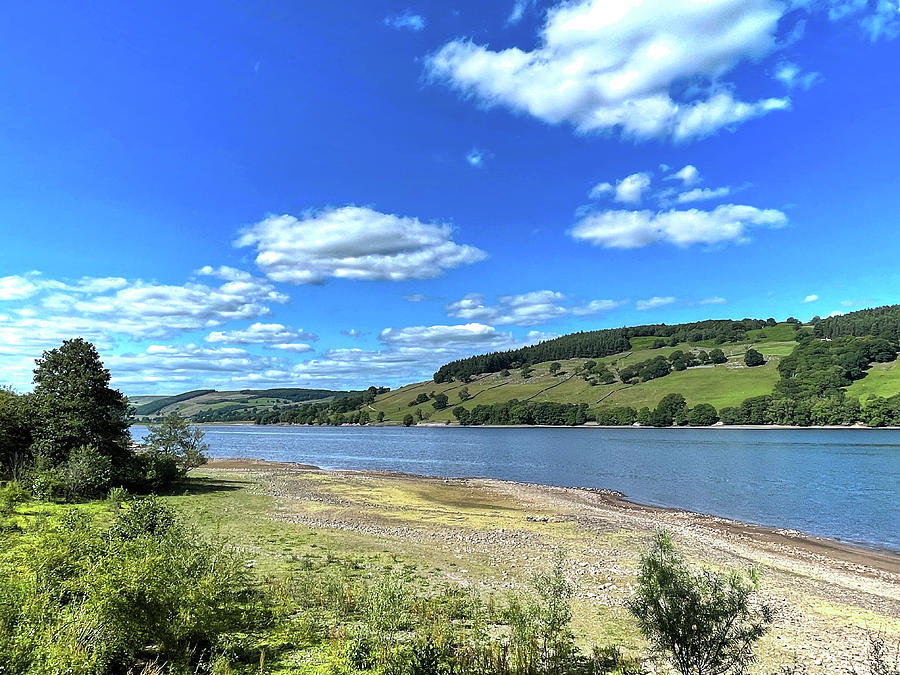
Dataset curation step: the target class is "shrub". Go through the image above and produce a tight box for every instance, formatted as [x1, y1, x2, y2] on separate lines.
[0, 480, 29, 515]
[628, 530, 773, 675]
[62, 444, 113, 499]
[0, 498, 265, 674]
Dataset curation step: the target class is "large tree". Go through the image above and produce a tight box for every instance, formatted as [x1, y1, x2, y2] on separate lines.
[0, 388, 32, 479]
[30, 338, 132, 466]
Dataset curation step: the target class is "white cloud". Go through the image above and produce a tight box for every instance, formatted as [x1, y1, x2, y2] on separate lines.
[666, 165, 701, 187]
[403, 293, 429, 303]
[571, 299, 623, 315]
[699, 296, 728, 305]
[636, 296, 676, 311]
[570, 204, 788, 249]
[588, 182, 614, 199]
[446, 290, 622, 325]
[614, 173, 652, 204]
[0, 275, 39, 301]
[379, 323, 516, 349]
[341, 328, 366, 338]
[384, 11, 426, 31]
[206, 322, 318, 345]
[774, 62, 821, 89]
[268, 343, 316, 353]
[70, 276, 287, 337]
[824, 0, 900, 40]
[803, 294, 820, 303]
[507, 0, 537, 25]
[427, 0, 790, 141]
[676, 186, 732, 203]
[236, 207, 487, 284]
[466, 148, 488, 167]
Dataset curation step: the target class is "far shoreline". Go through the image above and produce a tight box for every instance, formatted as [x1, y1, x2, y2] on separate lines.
[132, 420, 900, 430]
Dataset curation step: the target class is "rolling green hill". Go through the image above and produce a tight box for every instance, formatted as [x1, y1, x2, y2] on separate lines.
[368, 324, 800, 423]
[131, 387, 354, 422]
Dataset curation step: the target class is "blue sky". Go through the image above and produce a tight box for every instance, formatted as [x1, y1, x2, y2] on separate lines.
[1, 0, 899, 393]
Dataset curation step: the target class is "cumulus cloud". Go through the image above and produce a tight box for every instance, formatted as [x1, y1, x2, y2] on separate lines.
[615, 173, 652, 204]
[445, 290, 623, 325]
[676, 187, 732, 203]
[71, 276, 287, 337]
[341, 328, 366, 338]
[588, 182, 614, 199]
[427, 0, 790, 141]
[384, 11, 426, 31]
[570, 204, 787, 249]
[379, 323, 516, 349]
[803, 294, 820, 303]
[0, 269, 291, 390]
[666, 165, 701, 187]
[636, 296, 676, 311]
[236, 207, 487, 284]
[699, 296, 728, 305]
[774, 62, 821, 89]
[206, 322, 318, 345]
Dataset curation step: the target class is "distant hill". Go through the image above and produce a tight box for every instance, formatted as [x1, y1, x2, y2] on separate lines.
[130, 387, 358, 422]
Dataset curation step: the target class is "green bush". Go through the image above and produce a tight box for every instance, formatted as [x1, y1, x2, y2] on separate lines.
[62, 444, 113, 499]
[628, 530, 773, 675]
[0, 498, 268, 674]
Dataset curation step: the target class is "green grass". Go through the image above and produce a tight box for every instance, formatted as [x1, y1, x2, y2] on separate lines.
[845, 358, 900, 400]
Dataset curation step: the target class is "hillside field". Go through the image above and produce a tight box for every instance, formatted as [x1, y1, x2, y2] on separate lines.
[368, 325, 803, 423]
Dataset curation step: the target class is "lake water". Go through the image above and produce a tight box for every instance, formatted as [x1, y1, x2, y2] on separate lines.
[130, 425, 900, 552]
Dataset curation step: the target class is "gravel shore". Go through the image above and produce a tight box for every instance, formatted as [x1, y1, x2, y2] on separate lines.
[203, 458, 900, 673]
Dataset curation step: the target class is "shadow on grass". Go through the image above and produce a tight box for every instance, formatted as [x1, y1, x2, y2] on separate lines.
[174, 476, 247, 496]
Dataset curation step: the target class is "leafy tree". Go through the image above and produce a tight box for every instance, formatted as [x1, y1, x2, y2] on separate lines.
[628, 530, 773, 675]
[30, 338, 132, 467]
[520, 365, 534, 379]
[0, 388, 32, 479]
[452, 406, 470, 425]
[402, 414, 414, 427]
[549, 362, 562, 376]
[655, 393, 687, 426]
[377, 411, 385, 423]
[687, 403, 719, 426]
[744, 349, 765, 367]
[709, 348, 727, 364]
[457, 387, 470, 401]
[143, 414, 209, 475]
[432, 393, 449, 411]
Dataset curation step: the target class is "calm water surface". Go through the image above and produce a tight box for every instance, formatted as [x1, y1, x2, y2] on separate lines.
[130, 425, 900, 551]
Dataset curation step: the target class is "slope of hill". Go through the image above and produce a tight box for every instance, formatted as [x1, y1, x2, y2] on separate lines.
[368, 324, 799, 423]
[131, 387, 353, 421]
